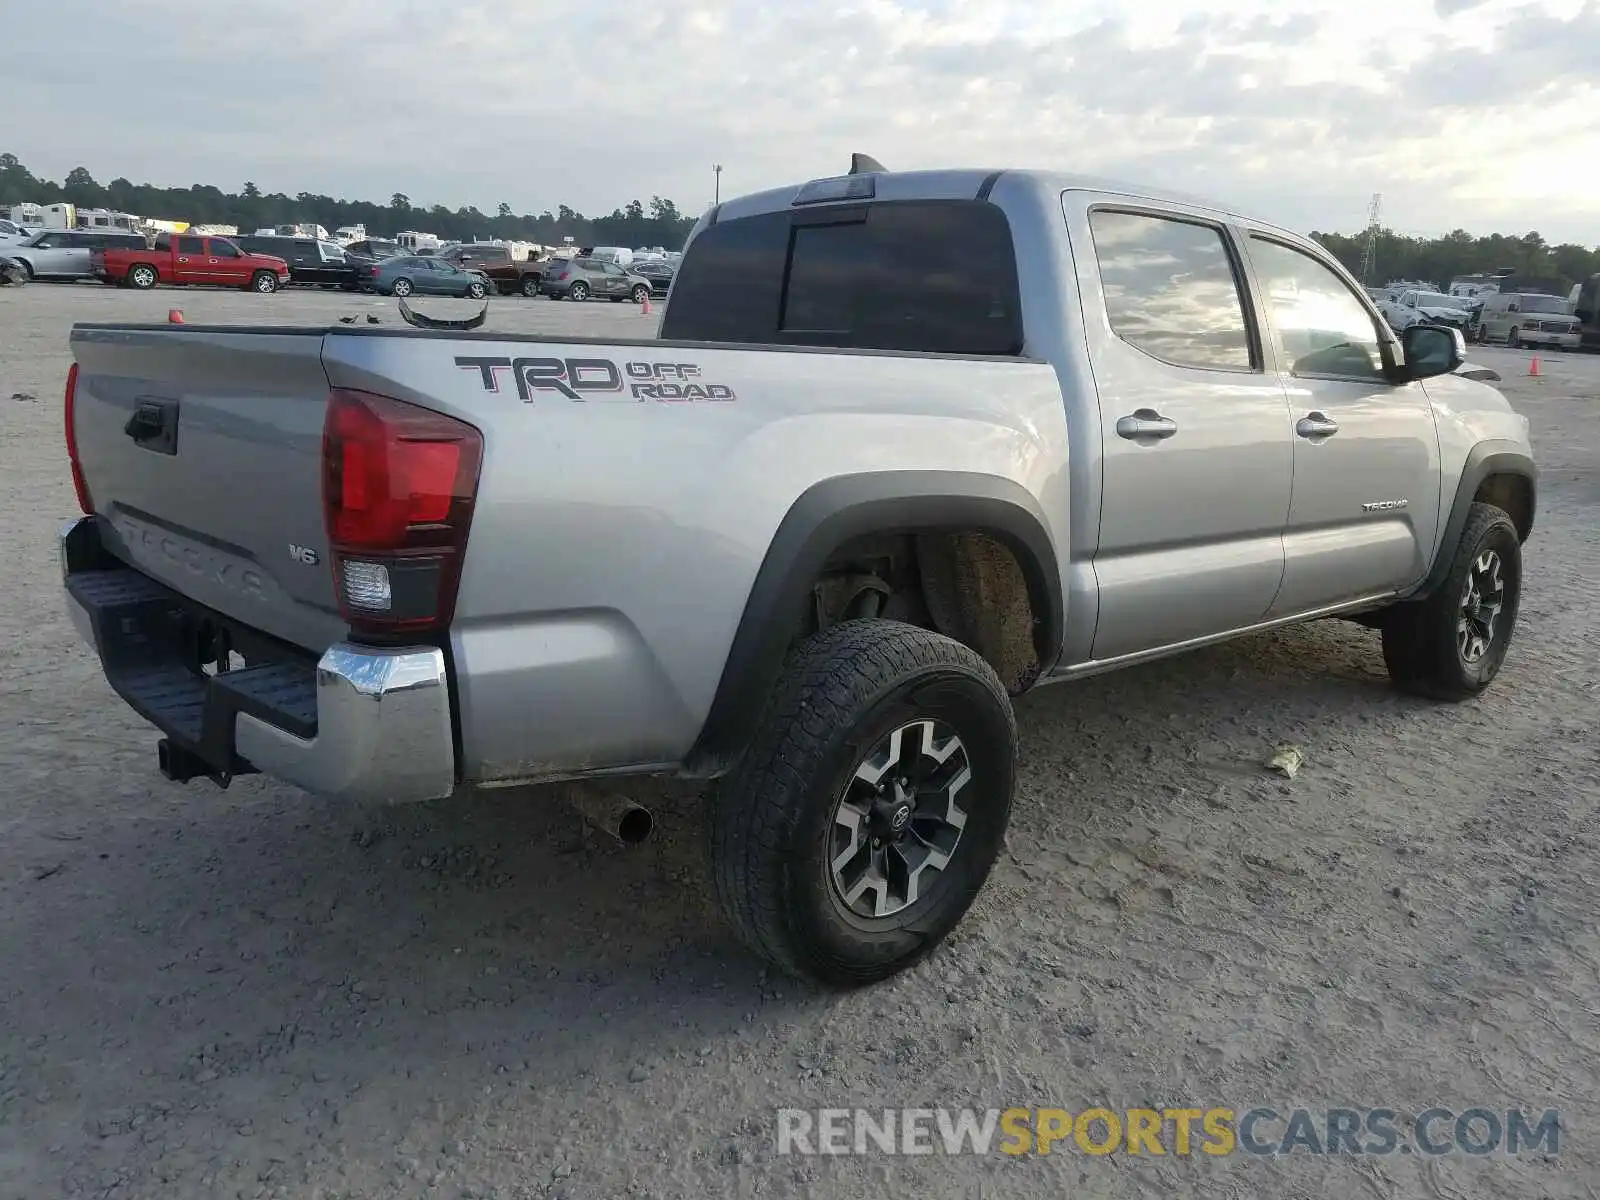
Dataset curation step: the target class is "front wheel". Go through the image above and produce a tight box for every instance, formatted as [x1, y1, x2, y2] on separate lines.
[567, 281, 590, 302]
[1382, 502, 1522, 701]
[520, 276, 540, 297]
[251, 271, 278, 293]
[708, 619, 1017, 987]
[467, 280, 487, 299]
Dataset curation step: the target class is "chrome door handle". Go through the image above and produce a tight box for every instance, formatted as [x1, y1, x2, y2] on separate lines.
[1115, 409, 1178, 440]
[1296, 412, 1340, 439]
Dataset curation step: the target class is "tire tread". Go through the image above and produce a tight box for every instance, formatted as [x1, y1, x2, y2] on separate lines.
[708, 618, 1013, 983]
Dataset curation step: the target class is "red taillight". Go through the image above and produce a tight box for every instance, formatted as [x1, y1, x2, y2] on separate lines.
[64, 363, 93, 514]
[321, 389, 482, 639]
[554, 267, 569, 280]
[367, 265, 379, 276]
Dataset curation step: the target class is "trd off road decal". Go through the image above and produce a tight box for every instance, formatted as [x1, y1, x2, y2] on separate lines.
[454, 356, 737, 403]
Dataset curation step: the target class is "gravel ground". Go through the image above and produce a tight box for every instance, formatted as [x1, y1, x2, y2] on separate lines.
[1, 281, 1597, 1200]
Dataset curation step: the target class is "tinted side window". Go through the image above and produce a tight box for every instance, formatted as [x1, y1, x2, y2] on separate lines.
[177, 236, 205, 254]
[1247, 237, 1387, 382]
[663, 201, 1023, 355]
[1088, 210, 1254, 372]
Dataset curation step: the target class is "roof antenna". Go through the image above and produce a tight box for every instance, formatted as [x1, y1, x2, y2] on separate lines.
[849, 153, 887, 175]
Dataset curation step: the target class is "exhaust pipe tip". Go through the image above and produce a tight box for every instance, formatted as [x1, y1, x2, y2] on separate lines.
[563, 785, 655, 846]
[615, 804, 653, 845]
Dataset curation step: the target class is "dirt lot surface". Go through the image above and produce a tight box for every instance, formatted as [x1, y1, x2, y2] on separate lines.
[1, 281, 1597, 1199]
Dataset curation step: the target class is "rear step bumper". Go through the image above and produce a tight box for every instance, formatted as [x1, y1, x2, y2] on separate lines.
[60, 516, 456, 804]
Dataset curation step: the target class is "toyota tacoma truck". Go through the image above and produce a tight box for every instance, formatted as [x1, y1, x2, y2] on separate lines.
[59, 161, 1536, 987]
[92, 233, 290, 292]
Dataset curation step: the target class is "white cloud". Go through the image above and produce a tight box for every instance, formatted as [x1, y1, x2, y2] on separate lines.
[3, 0, 1597, 241]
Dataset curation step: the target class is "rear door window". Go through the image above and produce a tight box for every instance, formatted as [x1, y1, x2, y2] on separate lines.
[177, 236, 205, 254]
[1087, 209, 1255, 372]
[661, 200, 1023, 355]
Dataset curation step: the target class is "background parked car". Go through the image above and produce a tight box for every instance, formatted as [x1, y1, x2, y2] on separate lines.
[628, 257, 676, 296]
[438, 243, 554, 297]
[232, 235, 359, 288]
[541, 256, 653, 303]
[6, 228, 146, 281]
[1475, 292, 1581, 350]
[1378, 289, 1473, 334]
[0, 217, 29, 243]
[361, 254, 490, 298]
[342, 238, 404, 266]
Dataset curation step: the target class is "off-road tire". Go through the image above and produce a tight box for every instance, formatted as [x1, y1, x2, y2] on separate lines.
[1382, 502, 1521, 701]
[708, 619, 1017, 987]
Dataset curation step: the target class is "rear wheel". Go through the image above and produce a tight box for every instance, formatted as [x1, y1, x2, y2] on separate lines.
[391, 278, 413, 297]
[128, 264, 158, 289]
[467, 280, 487, 299]
[568, 281, 590, 302]
[708, 619, 1017, 986]
[251, 271, 278, 293]
[1382, 502, 1521, 701]
[632, 284, 650, 304]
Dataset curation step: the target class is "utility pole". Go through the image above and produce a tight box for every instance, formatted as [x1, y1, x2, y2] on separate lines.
[713, 164, 722, 206]
[1358, 193, 1382, 284]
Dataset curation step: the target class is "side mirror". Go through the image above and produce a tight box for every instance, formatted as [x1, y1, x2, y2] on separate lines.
[1400, 323, 1464, 381]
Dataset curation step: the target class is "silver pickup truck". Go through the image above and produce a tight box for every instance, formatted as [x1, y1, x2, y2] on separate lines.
[61, 162, 1536, 986]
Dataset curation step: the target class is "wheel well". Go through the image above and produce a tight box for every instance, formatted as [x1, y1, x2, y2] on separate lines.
[808, 528, 1046, 694]
[1475, 472, 1533, 541]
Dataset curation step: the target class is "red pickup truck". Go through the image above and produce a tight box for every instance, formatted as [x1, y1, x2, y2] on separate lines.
[92, 234, 291, 293]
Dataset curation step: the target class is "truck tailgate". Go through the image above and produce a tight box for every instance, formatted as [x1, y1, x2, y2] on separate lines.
[69, 326, 346, 652]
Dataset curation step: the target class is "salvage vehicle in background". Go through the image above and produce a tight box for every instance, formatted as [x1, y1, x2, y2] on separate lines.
[6, 228, 146, 281]
[438, 243, 554, 297]
[234, 235, 361, 289]
[58, 161, 1537, 987]
[360, 254, 490, 298]
[1380, 289, 1474, 334]
[540, 255, 653, 302]
[628, 257, 676, 296]
[342, 238, 405, 266]
[1475, 291, 1581, 350]
[92, 234, 290, 292]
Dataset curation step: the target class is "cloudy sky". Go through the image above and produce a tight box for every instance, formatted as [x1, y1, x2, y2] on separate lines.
[5, 0, 1598, 241]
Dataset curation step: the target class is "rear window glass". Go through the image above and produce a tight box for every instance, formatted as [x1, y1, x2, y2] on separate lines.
[661, 200, 1023, 355]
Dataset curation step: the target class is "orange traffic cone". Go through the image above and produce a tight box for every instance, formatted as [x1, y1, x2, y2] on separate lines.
[168, 309, 185, 324]
[1527, 354, 1541, 377]
[640, 293, 652, 315]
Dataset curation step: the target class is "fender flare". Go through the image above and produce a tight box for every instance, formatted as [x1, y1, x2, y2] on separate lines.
[687, 471, 1064, 771]
[1415, 441, 1536, 599]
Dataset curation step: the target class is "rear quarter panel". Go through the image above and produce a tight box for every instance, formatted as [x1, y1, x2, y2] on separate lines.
[321, 332, 1068, 784]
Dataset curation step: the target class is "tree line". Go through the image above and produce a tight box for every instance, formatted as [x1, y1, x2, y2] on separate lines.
[0, 154, 698, 250]
[1310, 226, 1599, 296]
